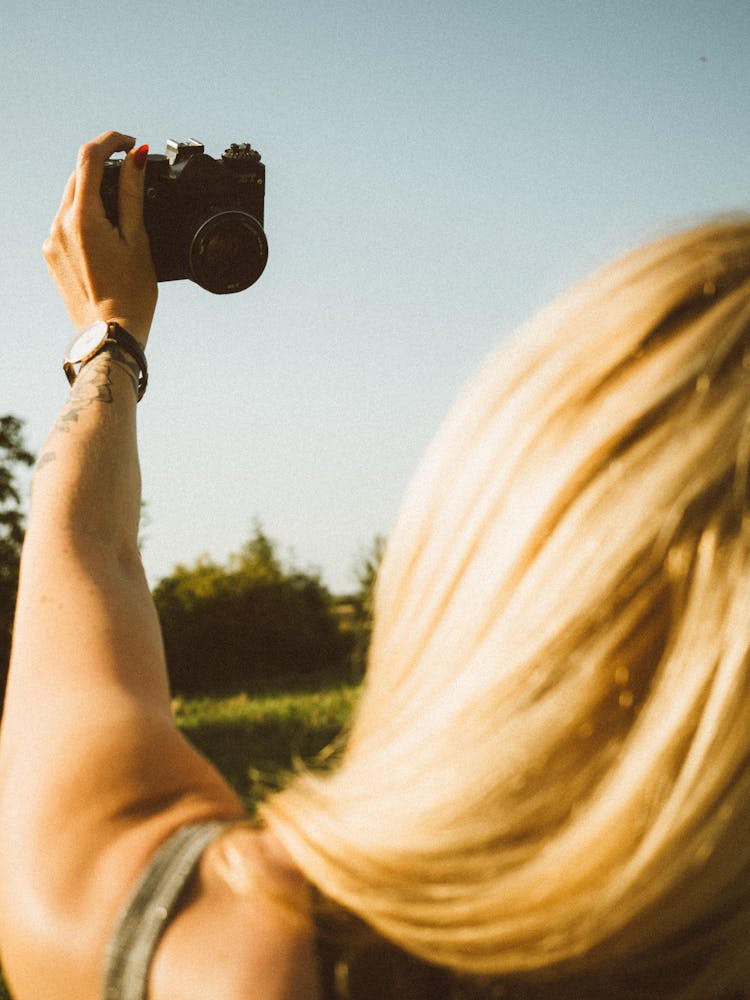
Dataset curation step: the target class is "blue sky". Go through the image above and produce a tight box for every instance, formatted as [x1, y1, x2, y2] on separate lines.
[2, 1, 749, 593]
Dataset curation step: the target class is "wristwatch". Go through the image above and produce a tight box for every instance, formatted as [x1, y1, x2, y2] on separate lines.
[63, 320, 148, 400]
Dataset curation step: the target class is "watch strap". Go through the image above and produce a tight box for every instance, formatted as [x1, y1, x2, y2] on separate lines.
[104, 323, 148, 401]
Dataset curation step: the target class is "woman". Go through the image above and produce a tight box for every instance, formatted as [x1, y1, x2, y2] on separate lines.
[0, 130, 749, 1000]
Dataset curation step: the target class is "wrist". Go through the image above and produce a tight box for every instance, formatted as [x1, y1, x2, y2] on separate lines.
[93, 308, 152, 349]
[105, 315, 151, 349]
[88, 293, 156, 349]
[64, 321, 149, 401]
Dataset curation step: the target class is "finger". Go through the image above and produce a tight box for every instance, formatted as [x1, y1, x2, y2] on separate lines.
[74, 130, 136, 217]
[117, 144, 149, 241]
[43, 170, 76, 263]
[57, 169, 77, 215]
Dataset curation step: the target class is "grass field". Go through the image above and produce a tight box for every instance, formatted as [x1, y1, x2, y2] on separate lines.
[173, 677, 359, 808]
[0, 677, 359, 999]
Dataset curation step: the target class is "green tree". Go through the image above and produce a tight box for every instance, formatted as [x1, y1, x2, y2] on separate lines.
[153, 525, 354, 695]
[0, 416, 35, 680]
[348, 535, 386, 675]
[231, 520, 283, 582]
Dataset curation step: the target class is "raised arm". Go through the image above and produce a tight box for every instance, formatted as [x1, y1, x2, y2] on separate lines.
[0, 132, 246, 1000]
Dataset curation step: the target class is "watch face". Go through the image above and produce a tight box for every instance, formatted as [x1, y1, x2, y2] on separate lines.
[64, 320, 109, 365]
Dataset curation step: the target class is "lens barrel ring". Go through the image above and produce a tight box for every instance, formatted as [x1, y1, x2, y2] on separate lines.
[189, 210, 268, 295]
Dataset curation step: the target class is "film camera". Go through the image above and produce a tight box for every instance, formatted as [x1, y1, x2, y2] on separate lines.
[100, 139, 268, 295]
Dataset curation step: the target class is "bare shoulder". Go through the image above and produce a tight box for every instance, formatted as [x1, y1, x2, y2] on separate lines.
[150, 825, 321, 1000]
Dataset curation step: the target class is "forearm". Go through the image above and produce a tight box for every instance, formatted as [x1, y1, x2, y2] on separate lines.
[28, 345, 142, 565]
[2, 342, 171, 759]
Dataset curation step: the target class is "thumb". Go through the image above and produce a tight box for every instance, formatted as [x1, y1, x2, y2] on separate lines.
[117, 144, 149, 241]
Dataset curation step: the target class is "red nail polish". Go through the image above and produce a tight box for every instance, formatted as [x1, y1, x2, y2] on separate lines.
[133, 144, 149, 170]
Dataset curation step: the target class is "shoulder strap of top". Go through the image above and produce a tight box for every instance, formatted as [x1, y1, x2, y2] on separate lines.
[102, 819, 500, 1000]
[102, 820, 233, 1000]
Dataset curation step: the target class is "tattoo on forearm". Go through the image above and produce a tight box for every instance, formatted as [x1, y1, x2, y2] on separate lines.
[35, 451, 57, 472]
[35, 348, 140, 473]
[55, 365, 113, 434]
[103, 344, 140, 399]
[54, 346, 140, 435]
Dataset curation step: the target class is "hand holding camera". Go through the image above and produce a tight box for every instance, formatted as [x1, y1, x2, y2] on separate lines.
[45, 130, 269, 374]
[100, 138, 268, 295]
[43, 131, 158, 346]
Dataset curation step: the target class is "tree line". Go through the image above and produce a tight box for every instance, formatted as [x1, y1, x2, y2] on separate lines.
[0, 415, 381, 697]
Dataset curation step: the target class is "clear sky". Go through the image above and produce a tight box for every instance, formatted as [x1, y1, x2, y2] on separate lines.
[2, 1, 749, 594]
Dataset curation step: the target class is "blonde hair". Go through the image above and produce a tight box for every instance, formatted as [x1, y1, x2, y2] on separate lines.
[261, 217, 750, 998]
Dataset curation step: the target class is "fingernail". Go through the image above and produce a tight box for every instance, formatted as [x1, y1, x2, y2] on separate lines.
[133, 144, 149, 170]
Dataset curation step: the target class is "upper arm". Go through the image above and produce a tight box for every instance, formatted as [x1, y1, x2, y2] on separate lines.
[0, 545, 247, 999]
[0, 705, 246, 1000]
[3, 532, 172, 736]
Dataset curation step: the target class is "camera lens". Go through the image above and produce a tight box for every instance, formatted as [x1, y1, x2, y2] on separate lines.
[189, 211, 268, 294]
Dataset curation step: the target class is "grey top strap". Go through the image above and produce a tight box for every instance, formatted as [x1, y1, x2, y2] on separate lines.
[102, 820, 233, 1000]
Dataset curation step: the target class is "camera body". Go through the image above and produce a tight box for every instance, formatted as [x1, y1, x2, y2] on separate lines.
[100, 139, 268, 295]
